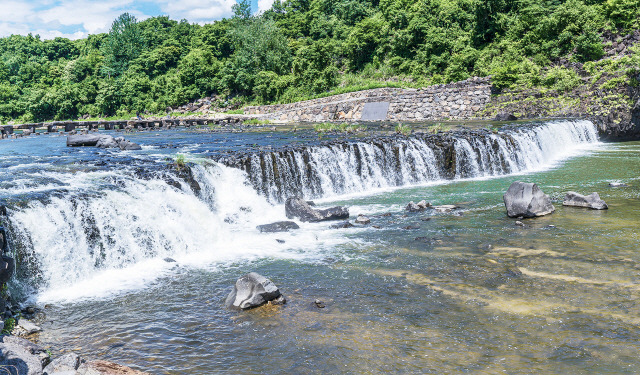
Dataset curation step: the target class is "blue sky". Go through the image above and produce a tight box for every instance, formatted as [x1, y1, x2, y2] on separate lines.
[0, 0, 274, 40]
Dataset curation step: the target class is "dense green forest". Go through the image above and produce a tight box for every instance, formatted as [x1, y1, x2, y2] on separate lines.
[0, 0, 639, 123]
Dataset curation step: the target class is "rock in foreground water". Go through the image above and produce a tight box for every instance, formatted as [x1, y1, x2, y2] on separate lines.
[285, 197, 349, 222]
[503, 181, 555, 218]
[225, 272, 286, 310]
[257, 221, 300, 233]
[563, 192, 608, 210]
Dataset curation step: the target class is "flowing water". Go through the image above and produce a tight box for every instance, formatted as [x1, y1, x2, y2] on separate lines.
[1, 120, 639, 374]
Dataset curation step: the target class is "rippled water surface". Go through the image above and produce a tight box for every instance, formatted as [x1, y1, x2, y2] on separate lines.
[1, 123, 639, 374]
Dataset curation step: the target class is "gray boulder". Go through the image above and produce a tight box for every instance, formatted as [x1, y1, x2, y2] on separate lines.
[406, 200, 431, 212]
[256, 221, 300, 233]
[44, 352, 80, 374]
[17, 319, 42, 334]
[95, 135, 119, 148]
[285, 197, 323, 222]
[285, 197, 349, 222]
[67, 134, 102, 147]
[503, 181, 555, 218]
[563, 192, 608, 210]
[0, 336, 50, 375]
[225, 272, 285, 310]
[117, 140, 142, 151]
[315, 206, 349, 221]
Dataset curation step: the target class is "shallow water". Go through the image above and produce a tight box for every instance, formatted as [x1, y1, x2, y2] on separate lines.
[2, 123, 640, 374]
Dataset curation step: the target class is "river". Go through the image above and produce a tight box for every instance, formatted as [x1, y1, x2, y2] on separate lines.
[1, 120, 639, 374]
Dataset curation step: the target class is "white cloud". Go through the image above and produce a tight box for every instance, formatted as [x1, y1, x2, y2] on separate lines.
[39, 0, 139, 34]
[157, 0, 236, 22]
[0, 0, 242, 40]
[257, 0, 274, 13]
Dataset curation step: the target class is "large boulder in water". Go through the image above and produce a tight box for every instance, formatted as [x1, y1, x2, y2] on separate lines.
[67, 134, 103, 147]
[225, 272, 285, 310]
[563, 192, 608, 210]
[285, 197, 349, 222]
[503, 182, 555, 218]
[257, 221, 300, 233]
[96, 135, 119, 148]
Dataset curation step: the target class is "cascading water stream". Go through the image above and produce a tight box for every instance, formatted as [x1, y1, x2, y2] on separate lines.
[2, 119, 600, 303]
[226, 120, 599, 202]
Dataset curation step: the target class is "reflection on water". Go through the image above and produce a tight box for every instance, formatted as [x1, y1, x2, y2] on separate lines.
[29, 141, 640, 374]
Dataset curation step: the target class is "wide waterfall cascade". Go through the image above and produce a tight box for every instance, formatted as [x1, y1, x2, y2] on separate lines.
[225, 120, 599, 202]
[3, 119, 599, 303]
[5, 162, 337, 303]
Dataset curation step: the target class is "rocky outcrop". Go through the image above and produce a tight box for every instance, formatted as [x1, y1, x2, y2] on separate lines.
[67, 135, 142, 150]
[76, 360, 150, 375]
[406, 200, 431, 212]
[257, 221, 300, 233]
[285, 197, 349, 222]
[503, 182, 555, 218]
[225, 272, 286, 310]
[0, 336, 50, 375]
[563, 192, 608, 210]
[43, 352, 80, 374]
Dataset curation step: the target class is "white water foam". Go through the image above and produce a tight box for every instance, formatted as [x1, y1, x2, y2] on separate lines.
[8, 162, 350, 303]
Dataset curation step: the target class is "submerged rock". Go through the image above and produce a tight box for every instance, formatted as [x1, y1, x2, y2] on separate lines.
[225, 272, 286, 310]
[563, 192, 608, 210]
[76, 360, 150, 374]
[433, 205, 458, 213]
[285, 197, 349, 222]
[355, 215, 370, 225]
[503, 181, 555, 218]
[257, 221, 300, 233]
[330, 221, 354, 229]
[608, 182, 629, 187]
[406, 200, 431, 212]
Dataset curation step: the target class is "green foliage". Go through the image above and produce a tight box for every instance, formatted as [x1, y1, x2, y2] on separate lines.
[175, 154, 186, 168]
[542, 66, 581, 92]
[0, 1, 638, 123]
[2, 317, 15, 334]
[395, 123, 411, 135]
[102, 13, 143, 77]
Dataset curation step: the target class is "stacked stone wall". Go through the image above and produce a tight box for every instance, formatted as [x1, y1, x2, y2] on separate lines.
[245, 77, 492, 122]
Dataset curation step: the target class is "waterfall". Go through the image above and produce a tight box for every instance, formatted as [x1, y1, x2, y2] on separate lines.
[2, 119, 599, 302]
[223, 120, 599, 202]
[4, 162, 328, 303]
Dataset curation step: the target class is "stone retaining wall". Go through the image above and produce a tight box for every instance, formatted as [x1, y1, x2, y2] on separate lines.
[245, 77, 492, 122]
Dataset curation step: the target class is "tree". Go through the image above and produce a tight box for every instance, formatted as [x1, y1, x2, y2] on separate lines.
[232, 0, 252, 19]
[102, 13, 143, 77]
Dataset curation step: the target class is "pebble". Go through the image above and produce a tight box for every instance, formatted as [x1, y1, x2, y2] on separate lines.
[515, 221, 525, 227]
[314, 299, 325, 308]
